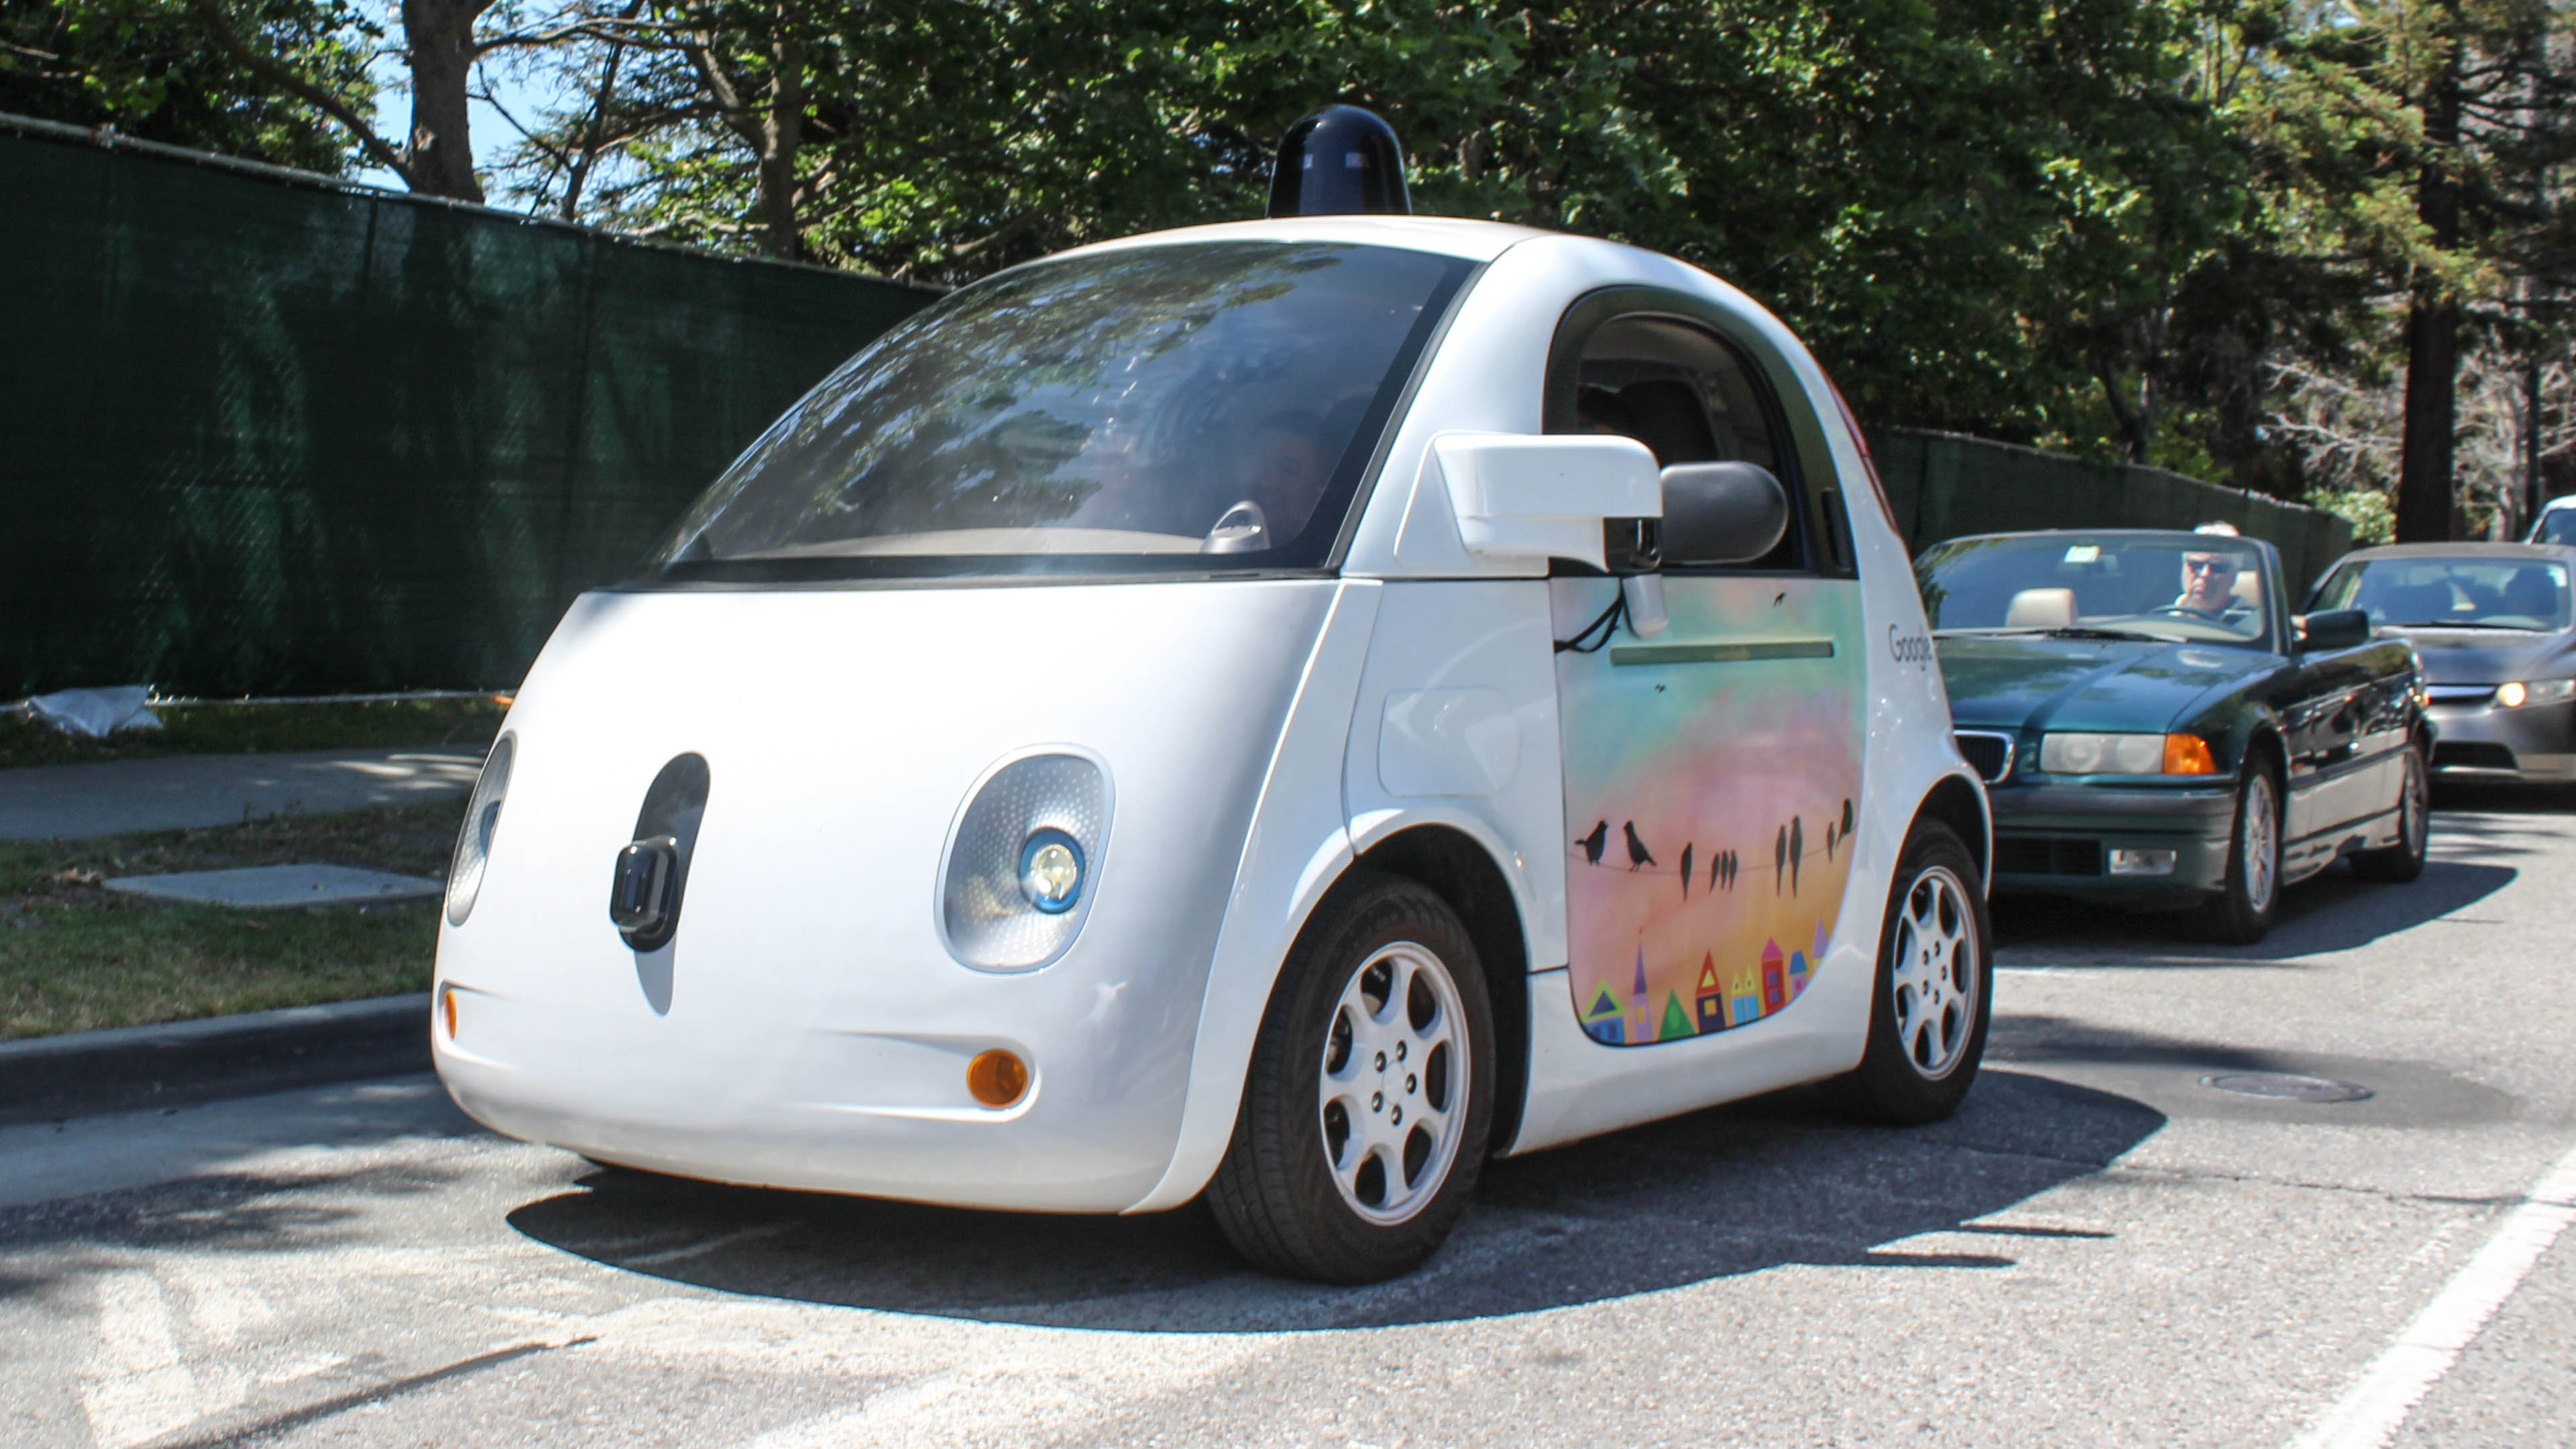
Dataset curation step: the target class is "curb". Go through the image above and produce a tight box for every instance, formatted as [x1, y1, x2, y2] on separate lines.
[0, 994, 433, 1126]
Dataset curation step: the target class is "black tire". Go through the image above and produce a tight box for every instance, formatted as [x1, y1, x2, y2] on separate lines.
[1831, 819, 1992, 1126]
[2201, 758, 2284, 944]
[1207, 871, 1497, 1283]
[2350, 738, 2430, 882]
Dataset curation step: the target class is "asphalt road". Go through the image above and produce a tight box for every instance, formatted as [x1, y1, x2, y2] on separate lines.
[4, 784, 2572, 1448]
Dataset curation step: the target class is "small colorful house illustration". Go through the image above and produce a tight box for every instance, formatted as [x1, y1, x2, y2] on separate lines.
[1659, 990, 1692, 1041]
[1582, 984, 1626, 1044]
[1727, 966, 1762, 1027]
[1760, 938, 1787, 1012]
[1787, 949, 1809, 1000]
[1628, 945, 1651, 1043]
[1693, 953, 1726, 1034]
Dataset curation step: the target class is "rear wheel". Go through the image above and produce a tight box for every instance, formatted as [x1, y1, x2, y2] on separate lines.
[1832, 819, 1991, 1125]
[2202, 760, 2282, 944]
[1207, 872, 1496, 1283]
[2351, 740, 2430, 882]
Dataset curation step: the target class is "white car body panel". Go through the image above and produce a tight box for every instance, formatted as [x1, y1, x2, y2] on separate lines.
[435, 215, 1986, 1217]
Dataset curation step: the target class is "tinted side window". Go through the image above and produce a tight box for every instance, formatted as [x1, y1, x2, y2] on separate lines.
[1550, 313, 1806, 571]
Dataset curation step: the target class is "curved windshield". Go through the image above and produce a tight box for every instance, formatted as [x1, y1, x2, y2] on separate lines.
[2532, 509, 2576, 546]
[1917, 532, 2275, 648]
[646, 241, 1473, 581]
[2311, 556, 2571, 632]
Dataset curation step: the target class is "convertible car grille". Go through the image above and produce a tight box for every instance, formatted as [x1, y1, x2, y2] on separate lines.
[1995, 835, 2103, 876]
[2427, 685, 2498, 705]
[1954, 731, 2015, 783]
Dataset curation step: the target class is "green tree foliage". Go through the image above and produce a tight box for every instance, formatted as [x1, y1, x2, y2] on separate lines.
[0, 0, 379, 172]
[503, 0, 2270, 466]
[13, 0, 2575, 513]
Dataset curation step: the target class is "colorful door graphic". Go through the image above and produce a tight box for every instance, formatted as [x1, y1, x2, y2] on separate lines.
[1556, 575, 1865, 1046]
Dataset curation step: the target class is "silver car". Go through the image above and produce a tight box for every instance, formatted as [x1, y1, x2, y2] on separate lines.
[2307, 542, 2576, 785]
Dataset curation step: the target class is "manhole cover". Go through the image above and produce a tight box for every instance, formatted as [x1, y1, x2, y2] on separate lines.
[2199, 1071, 2373, 1103]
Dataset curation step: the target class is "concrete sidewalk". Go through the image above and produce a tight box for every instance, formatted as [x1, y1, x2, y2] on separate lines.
[0, 746, 489, 841]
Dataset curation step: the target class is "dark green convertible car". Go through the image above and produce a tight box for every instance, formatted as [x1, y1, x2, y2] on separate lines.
[1918, 528, 2430, 941]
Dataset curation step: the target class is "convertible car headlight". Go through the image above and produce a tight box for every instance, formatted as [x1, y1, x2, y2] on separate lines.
[445, 732, 514, 926]
[940, 751, 1110, 970]
[2499, 678, 2575, 707]
[2039, 732, 2216, 776]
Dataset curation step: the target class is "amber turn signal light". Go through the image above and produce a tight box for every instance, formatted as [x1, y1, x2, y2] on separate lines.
[2163, 734, 2217, 774]
[441, 987, 459, 1039]
[966, 1049, 1029, 1108]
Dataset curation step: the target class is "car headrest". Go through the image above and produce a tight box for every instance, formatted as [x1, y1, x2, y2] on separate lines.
[2233, 569, 2262, 607]
[1608, 378, 1720, 466]
[2005, 587, 2078, 628]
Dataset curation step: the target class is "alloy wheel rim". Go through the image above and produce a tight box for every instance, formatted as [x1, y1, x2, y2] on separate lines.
[2244, 773, 2279, 913]
[1317, 941, 1468, 1225]
[1890, 864, 1978, 1080]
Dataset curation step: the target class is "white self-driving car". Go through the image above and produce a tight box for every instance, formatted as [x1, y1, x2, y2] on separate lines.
[434, 109, 1993, 1283]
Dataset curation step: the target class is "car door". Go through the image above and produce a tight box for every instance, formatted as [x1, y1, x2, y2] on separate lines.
[2282, 614, 2408, 870]
[1548, 295, 1867, 1047]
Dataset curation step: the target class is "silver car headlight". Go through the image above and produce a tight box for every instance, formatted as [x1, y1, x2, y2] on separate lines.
[2037, 731, 2219, 776]
[445, 732, 514, 926]
[2498, 678, 2575, 707]
[939, 750, 1110, 970]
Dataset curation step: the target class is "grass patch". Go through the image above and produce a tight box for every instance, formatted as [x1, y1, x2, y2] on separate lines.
[0, 799, 465, 1041]
[0, 696, 506, 770]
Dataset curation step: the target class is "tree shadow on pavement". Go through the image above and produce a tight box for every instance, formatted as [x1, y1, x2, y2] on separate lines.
[504, 1067, 2162, 1332]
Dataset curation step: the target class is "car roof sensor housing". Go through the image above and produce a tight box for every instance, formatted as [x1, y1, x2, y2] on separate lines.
[1268, 105, 1411, 218]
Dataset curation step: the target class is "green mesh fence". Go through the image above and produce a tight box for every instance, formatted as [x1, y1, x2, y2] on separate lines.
[0, 115, 938, 697]
[2, 113, 2353, 699]
[1869, 428, 2354, 597]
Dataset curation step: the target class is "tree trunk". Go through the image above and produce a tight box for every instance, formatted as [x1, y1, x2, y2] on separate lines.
[2397, 296, 2461, 542]
[2395, 13, 2464, 543]
[754, 17, 805, 261]
[402, 0, 493, 202]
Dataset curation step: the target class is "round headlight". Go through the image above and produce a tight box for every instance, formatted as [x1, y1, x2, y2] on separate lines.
[2500, 681, 2529, 707]
[445, 732, 514, 927]
[940, 751, 1110, 970]
[1019, 829, 1084, 913]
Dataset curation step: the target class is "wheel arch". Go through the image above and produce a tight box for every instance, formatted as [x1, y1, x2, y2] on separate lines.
[2242, 721, 2288, 783]
[1909, 770, 1991, 887]
[1351, 824, 1532, 1158]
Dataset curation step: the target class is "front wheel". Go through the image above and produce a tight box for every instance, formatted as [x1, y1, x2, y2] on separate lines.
[1831, 819, 1992, 1125]
[2202, 760, 2284, 943]
[1207, 872, 1496, 1283]
[2350, 739, 2429, 882]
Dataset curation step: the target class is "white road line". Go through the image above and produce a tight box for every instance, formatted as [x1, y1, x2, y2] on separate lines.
[2290, 1141, 2576, 1449]
[78, 1272, 203, 1449]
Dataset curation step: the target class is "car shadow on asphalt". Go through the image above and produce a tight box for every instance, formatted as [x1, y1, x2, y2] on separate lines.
[502, 1067, 2162, 1332]
[1992, 855, 2515, 964]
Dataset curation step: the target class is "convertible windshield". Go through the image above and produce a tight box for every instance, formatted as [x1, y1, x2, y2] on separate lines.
[1916, 532, 2274, 648]
[646, 241, 1472, 581]
[2310, 556, 2571, 632]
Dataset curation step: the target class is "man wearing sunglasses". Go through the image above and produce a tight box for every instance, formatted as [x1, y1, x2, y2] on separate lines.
[2174, 521, 2256, 623]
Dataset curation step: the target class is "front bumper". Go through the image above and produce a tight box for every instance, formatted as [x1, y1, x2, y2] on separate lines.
[433, 955, 1191, 1214]
[1981, 778, 2237, 899]
[2426, 698, 2576, 782]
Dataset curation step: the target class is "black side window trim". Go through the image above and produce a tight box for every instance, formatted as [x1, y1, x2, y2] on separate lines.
[1543, 286, 1854, 580]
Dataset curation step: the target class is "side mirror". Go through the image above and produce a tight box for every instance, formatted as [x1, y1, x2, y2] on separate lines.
[2298, 607, 2370, 652]
[1659, 461, 1790, 567]
[1433, 433, 1661, 572]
